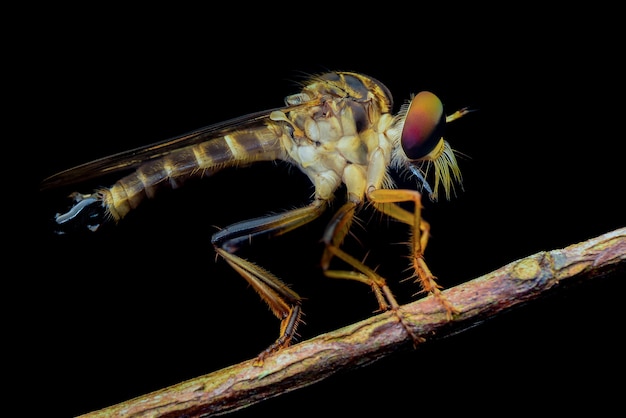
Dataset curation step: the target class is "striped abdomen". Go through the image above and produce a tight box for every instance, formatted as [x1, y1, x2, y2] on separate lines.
[100, 127, 287, 221]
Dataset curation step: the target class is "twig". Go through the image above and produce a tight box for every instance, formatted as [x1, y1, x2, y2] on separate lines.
[79, 227, 626, 418]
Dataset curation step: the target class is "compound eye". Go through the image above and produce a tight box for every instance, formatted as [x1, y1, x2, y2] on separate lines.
[401, 91, 446, 160]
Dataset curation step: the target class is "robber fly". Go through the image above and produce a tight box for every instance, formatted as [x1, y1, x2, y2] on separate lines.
[41, 71, 471, 363]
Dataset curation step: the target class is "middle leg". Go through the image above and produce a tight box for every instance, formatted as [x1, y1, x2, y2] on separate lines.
[320, 200, 424, 344]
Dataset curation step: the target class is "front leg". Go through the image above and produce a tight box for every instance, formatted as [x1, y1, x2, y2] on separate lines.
[368, 188, 458, 320]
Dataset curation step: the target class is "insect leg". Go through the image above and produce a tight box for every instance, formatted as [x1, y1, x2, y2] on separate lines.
[211, 200, 326, 363]
[320, 201, 424, 345]
[320, 202, 392, 310]
[368, 189, 458, 320]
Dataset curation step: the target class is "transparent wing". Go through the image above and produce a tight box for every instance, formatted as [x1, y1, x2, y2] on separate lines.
[40, 106, 287, 191]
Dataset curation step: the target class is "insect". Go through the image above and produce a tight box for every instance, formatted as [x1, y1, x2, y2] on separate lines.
[41, 71, 471, 363]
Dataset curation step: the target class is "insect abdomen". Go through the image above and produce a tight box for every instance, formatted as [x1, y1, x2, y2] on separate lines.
[102, 129, 285, 221]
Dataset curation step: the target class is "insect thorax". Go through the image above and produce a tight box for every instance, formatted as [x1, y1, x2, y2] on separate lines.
[279, 72, 396, 202]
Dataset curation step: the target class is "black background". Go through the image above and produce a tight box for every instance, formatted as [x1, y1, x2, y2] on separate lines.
[30, 6, 624, 417]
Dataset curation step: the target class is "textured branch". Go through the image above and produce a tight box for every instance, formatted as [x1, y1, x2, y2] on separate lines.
[79, 227, 626, 418]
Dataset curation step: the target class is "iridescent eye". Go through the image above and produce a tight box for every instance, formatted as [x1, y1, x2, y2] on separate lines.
[401, 91, 446, 160]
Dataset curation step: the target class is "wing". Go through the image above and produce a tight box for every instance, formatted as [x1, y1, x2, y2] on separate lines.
[40, 106, 287, 191]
